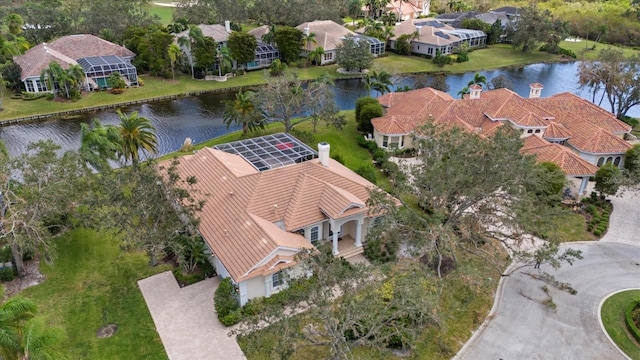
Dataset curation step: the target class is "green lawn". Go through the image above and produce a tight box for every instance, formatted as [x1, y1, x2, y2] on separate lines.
[149, 5, 174, 25]
[601, 289, 640, 360]
[21, 228, 170, 360]
[548, 211, 595, 242]
[560, 40, 640, 60]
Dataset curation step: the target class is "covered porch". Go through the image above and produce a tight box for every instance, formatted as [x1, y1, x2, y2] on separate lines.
[336, 235, 364, 259]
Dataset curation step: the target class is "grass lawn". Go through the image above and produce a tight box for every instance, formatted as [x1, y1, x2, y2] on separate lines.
[20, 228, 171, 360]
[601, 289, 640, 360]
[149, 5, 174, 25]
[560, 40, 640, 60]
[548, 210, 596, 242]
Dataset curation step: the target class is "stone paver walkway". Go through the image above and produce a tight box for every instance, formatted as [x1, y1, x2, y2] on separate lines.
[139, 272, 246, 360]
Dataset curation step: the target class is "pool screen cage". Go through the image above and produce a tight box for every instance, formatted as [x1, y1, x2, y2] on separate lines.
[77, 55, 138, 89]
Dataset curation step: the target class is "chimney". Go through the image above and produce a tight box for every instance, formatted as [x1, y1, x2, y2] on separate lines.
[225, 20, 231, 33]
[469, 84, 482, 99]
[304, 27, 310, 36]
[529, 83, 543, 98]
[318, 142, 330, 167]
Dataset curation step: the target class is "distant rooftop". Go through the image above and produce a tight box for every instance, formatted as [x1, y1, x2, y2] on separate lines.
[213, 133, 317, 172]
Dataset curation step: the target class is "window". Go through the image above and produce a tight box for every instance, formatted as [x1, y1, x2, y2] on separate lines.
[272, 271, 283, 288]
[614, 157, 621, 167]
[382, 135, 389, 147]
[323, 52, 333, 61]
[527, 129, 533, 134]
[606, 157, 613, 164]
[597, 157, 604, 167]
[534, 129, 541, 133]
[25, 80, 35, 93]
[310, 226, 319, 244]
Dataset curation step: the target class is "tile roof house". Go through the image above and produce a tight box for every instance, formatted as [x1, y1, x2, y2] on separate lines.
[386, 19, 486, 57]
[14, 34, 138, 93]
[165, 134, 389, 305]
[296, 20, 385, 65]
[370, 84, 633, 195]
[386, 0, 425, 20]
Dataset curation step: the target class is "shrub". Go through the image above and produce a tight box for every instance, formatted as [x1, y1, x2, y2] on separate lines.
[585, 204, 597, 215]
[45, 93, 54, 100]
[595, 163, 622, 196]
[138, 78, 145, 86]
[423, 255, 457, 276]
[372, 148, 388, 164]
[214, 278, 239, 323]
[289, 128, 314, 144]
[432, 50, 453, 67]
[0, 266, 14, 282]
[364, 231, 399, 263]
[355, 165, 377, 184]
[625, 300, 640, 343]
[624, 144, 640, 174]
[355, 97, 383, 133]
[269, 59, 287, 76]
[356, 134, 370, 148]
[587, 224, 593, 232]
[456, 53, 469, 62]
[593, 229, 602, 236]
[220, 308, 242, 326]
[107, 72, 126, 90]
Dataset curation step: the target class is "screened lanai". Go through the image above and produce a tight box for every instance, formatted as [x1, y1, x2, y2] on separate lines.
[77, 55, 138, 90]
[355, 35, 385, 56]
[245, 42, 280, 71]
[213, 133, 317, 172]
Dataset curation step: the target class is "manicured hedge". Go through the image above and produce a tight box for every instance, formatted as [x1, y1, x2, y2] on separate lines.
[624, 300, 640, 343]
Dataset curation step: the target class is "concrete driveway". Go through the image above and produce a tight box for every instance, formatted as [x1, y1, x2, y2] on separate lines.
[138, 272, 246, 360]
[455, 191, 640, 360]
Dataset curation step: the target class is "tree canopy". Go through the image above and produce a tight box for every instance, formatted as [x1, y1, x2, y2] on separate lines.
[227, 31, 257, 68]
[336, 35, 373, 72]
[274, 26, 303, 64]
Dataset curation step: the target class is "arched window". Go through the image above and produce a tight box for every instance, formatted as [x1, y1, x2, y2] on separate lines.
[606, 157, 613, 164]
[597, 157, 604, 167]
[614, 157, 621, 167]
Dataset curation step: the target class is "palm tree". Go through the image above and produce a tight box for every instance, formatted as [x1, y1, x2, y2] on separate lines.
[79, 119, 122, 172]
[303, 31, 317, 53]
[177, 26, 205, 79]
[370, 69, 393, 96]
[222, 91, 264, 135]
[261, 24, 276, 45]
[116, 110, 158, 166]
[40, 62, 69, 98]
[348, 0, 363, 26]
[467, 72, 487, 88]
[217, 45, 233, 75]
[0, 294, 37, 359]
[457, 86, 469, 99]
[66, 64, 86, 93]
[382, 25, 395, 48]
[308, 47, 325, 66]
[167, 43, 181, 80]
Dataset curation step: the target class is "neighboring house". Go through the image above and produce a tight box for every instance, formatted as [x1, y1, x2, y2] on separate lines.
[176, 22, 279, 72]
[370, 85, 632, 194]
[387, 19, 486, 56]
[14, 34, 137, 92]
[296, 20, 385, 65]
[385, 0, 425, 21]
[166, 133, 389, 305]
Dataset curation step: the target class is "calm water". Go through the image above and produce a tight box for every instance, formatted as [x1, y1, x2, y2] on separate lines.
[1, 62, 637, 158]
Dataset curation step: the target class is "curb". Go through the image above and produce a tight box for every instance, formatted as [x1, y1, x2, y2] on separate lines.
[597, 288, 639, 360]
[451, 261, 518, 360]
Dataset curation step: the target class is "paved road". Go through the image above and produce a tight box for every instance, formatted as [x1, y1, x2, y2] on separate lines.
[455, 190, 640, 360]
[139, 272, 246, 360]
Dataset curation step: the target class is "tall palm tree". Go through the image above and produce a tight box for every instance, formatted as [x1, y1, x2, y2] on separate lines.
[167, 43, 181, 80]
[222, 91, 264, 135]
[116, 110, 158, 166]
[66, 64, 86, 92]
[370, 69, 393, 96]
[40, 62, 69, 98]
[261, 24, 276, 45]
[0, 295, 37, 359]
[79, 119, 122, 172]
[457, 86, 470, 99]
[177, 26, 205, 79]
[467, 72, 487, 88]
[382, 25, 395, 48]
[303, 31, 317, 53]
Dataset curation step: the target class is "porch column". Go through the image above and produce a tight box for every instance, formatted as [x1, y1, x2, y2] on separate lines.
[264, 277, 271, 297]
[578, 176, 589, 196]
[355, 218, 364, 248]
[330, 220, 339, 255]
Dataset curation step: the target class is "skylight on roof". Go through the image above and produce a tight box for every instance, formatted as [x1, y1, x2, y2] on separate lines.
[213, 133, 317, 171]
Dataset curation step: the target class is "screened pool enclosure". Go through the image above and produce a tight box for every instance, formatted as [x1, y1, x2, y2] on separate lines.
[77, 55, 139, 90]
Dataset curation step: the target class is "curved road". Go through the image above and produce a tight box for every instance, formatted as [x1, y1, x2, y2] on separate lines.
[455, 191, 640, 360]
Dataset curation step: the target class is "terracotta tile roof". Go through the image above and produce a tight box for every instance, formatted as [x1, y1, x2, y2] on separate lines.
[521, 136, 598, 176]
[296, 20, 355, 51]
[175, 24, 230, 43]
[47, 34, 135, 60]
[387, 0, 422, 17]
[543, 122, 571, 140]
[532, 93, 631, 134]
[166, 143, 381, 282]
[14, 43, 78, 80]
[568, 127, 631, 154]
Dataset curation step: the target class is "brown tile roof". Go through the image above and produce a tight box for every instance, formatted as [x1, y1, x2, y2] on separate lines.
[166, 144, 380, 282]
[47, 34, 135, 60]
[296, 20, 355, 51]
[521, 136, 598, 176]
[248, 25, 270, 41]
[543, 122, 571, 140]
[14, 43, 78, 80]
[569, 127, 631, 154]
[386, 1, 423, 17]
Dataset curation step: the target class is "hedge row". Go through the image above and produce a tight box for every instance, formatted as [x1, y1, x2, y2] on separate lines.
[624, 300, 640, 344]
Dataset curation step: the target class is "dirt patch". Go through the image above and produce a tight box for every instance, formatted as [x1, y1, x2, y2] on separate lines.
[3, 258, 45, 300]
[96, 324, 118, 338]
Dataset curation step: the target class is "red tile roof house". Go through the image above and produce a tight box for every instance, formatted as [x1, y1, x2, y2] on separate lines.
[370, 84, 632, 195]
[14, 34, 137, 93]
[296, 20, 385, 66]
[165, 134, 392, 305]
